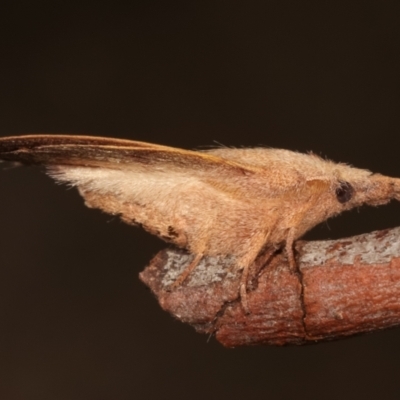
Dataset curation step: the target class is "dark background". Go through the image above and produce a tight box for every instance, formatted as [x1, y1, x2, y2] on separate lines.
[0, 2, 400, 399]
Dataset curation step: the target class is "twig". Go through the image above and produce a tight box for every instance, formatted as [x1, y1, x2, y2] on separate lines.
[139, 227, 400, 347]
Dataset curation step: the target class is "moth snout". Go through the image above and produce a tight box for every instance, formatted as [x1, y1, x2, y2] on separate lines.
[355, 175, 400, 206]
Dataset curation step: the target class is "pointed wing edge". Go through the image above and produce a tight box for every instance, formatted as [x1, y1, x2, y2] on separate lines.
[0, 134, 258, 176]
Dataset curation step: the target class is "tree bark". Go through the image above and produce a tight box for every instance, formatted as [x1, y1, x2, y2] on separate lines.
[139, 227, 400, 347]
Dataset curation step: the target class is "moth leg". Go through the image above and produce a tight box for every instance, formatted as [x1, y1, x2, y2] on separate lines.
[239, 265, 251, 314]
[239, 246, 277, 310]
[284, 179, 329, 272]
[252, 246, 279, 279]
[285, 227, 297, 272]
[239, 230, 271, 314]
[170, 253, 203, 288]
[284, 181, 326, 272]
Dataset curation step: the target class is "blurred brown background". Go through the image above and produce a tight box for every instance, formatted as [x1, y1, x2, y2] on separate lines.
[0, 2, 400, 399]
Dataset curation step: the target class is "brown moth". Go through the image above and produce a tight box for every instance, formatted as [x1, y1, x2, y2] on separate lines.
[0, 134, 399, 311]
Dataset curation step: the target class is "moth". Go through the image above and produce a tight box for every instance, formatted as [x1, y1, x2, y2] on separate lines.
[0, 135, 399, 312]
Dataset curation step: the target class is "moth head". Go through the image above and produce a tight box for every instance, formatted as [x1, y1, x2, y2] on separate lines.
[334, 164, 400, 208]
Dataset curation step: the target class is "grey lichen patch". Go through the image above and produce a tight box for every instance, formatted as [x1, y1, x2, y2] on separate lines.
[299, 227, 400, 267]
[161, 250, 237, 287]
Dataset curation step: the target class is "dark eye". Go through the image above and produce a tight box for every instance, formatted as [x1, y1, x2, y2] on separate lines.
[335, 181, 354, 203]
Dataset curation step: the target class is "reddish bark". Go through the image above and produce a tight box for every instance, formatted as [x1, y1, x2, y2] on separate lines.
[139, 227, 400, 347]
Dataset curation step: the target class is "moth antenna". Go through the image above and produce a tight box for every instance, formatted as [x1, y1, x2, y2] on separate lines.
[211, 140, 229, 148]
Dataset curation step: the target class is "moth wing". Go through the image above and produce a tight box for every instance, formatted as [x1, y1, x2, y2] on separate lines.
[0, 135, 265, 248]
[0, 135, 330, 204]
[0, 134, 252, 175]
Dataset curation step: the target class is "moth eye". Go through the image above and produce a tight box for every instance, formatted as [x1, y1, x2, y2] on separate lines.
[335, 181, 354, 203]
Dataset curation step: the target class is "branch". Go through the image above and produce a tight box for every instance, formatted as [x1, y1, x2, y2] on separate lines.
[139, 227, 400, 347]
